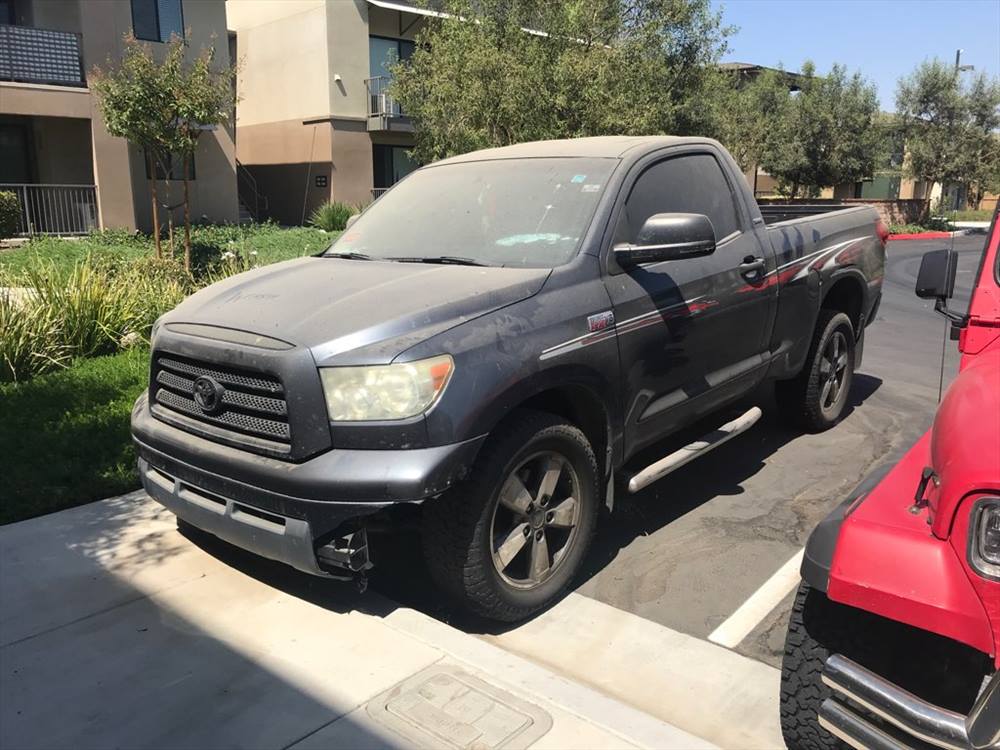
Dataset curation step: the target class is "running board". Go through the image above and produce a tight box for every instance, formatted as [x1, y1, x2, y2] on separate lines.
[627, 407, 763, 493]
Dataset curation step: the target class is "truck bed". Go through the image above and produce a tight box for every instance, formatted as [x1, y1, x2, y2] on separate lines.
[758, 203, 858, 226]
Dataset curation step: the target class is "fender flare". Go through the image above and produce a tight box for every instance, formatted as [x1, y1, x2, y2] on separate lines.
[801, 462, 894, 592]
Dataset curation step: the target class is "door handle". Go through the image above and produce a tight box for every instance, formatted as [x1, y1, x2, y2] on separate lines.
[739, 256, 766, 277]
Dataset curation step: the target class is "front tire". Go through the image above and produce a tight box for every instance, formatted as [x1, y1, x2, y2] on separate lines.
[422, 410, 599, 622]
[777, 310, 855, 432]
[780, 583, 854, 750]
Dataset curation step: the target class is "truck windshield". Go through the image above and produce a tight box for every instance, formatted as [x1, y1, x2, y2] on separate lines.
[325, 158, 617, 268]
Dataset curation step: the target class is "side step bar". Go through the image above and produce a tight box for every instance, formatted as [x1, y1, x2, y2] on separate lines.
[627, 406, 763, 493]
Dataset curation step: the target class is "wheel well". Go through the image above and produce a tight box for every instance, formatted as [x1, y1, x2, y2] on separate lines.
[821, 277, 865, 333]
[516, 386, 609, 460]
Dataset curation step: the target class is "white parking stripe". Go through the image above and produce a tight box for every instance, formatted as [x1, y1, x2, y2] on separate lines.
[708, 548, 804, 649]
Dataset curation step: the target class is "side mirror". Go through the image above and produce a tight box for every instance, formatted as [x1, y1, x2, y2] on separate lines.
[345, 214, 360, 230]
[614, 213, 716, 267]
[915, 248, 957, 300]
[916, 248, 968, 326]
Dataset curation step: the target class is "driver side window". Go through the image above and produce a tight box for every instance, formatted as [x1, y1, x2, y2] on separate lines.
[617, 153, 742, 245]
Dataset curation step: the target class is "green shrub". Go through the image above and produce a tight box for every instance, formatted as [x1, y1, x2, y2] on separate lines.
[0, 284, 70, 383]
[309, 201, 353, 232]
[0, 191, 20, 239]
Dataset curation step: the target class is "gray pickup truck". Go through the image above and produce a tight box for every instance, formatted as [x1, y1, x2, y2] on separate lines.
[132, 136, 887, 620]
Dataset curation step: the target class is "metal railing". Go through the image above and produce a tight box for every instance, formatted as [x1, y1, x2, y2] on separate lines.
[371, 187, 390, 200]
[236, 160, 267, 221]
[0, 184, 98, 236]
[365, 75, 403, 119]
[0, 24, 85, 87]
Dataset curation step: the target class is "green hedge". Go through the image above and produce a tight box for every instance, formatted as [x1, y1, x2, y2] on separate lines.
[0, 191, 20, 239]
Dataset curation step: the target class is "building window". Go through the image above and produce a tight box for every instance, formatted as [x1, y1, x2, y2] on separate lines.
[145, 149, 195, 181]
[369, 36, 415, 80]
[131, 0, 184, 43]
[373, 144, 416, 189]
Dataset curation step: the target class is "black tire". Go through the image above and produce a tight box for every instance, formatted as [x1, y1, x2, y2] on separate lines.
[777, 310, 855, 432]
[422, 410, 599, 622]
[780, 583, 855, 750]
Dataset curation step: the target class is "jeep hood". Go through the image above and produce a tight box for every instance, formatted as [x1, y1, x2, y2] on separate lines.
[162, 257, 550, 365]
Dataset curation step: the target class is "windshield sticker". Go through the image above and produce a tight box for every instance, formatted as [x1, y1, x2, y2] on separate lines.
[571, 174, 586, 183]
[581, 184, 601, 192]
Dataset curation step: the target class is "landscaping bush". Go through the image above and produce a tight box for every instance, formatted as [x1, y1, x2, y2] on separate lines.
[309, 201, 353, 231]
[0, 191, 20, 239]
[0, 285, 70, 383]
[0, 348, 149, 523]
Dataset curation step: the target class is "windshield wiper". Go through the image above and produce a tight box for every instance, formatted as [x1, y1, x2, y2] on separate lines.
[325, 251, 374, 261]
[387, 255, 493, 267]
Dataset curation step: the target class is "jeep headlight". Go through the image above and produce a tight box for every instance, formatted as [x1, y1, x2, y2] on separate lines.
[970, 498, 1000, 580]
[319, 355, 453, 422]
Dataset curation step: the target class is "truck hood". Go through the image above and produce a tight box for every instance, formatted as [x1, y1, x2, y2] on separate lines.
[162, 257, 550, 365]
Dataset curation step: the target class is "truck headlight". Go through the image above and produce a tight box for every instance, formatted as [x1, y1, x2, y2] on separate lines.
[970, 498, 1000, 580]
[319, 355, 453, 422]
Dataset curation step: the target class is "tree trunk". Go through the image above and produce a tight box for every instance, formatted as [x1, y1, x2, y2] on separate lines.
[146, 151, 161, 259]
[182, 153, 192, 274]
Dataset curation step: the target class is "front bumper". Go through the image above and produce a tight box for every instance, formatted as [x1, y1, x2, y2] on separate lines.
[132, 392, 486, 576]
[820, 654, 999, 750]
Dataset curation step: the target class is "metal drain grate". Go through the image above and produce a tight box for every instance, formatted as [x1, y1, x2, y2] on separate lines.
[365, 665, 553, 749]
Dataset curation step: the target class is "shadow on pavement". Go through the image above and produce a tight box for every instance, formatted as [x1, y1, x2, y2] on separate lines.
[1, 497, 407, 750]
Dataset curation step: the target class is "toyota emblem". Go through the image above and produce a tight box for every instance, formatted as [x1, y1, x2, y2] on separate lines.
[192, 376, 225, 414]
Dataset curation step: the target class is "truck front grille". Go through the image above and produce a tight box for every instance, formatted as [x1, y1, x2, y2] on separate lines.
[151, 354, 291, 453]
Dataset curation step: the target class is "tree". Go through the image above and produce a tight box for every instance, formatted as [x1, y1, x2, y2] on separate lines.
[896, 60, 1000, 207]
[91, 35, 236, 271]
[168, 38, 237, 272]
[391, 0, 732, 164]
[711, 67, 791, 175]
[91, 35, 181, 259]
[760, 62, 885, 198]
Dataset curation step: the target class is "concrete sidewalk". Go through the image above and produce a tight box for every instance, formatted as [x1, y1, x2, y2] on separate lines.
[0, 492, 713, 750]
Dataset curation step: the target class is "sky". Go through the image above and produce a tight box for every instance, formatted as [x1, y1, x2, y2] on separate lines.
[713, 0, 1000, 109]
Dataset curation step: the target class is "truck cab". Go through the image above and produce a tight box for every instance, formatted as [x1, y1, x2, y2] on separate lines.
[781, 209, 1000, 750]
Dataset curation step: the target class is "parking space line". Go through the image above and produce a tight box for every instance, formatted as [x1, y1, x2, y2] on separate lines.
[707, 549, 804, 649]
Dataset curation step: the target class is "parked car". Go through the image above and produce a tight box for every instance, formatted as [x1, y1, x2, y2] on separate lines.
[131, 136, 886, 620]
[780, 209, 1000, 750]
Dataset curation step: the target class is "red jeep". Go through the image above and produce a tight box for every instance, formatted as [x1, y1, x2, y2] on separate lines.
[780, 210, 1000, 750]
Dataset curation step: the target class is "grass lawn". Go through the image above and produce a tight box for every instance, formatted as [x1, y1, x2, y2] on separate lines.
[942, 209, 994, 223]
[0, 223, 336, 276]
[0, 348, 150, 525]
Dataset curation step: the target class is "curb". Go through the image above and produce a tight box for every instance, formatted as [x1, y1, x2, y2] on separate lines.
[380, 605, 719, 750]
[888, 231, 952, 240]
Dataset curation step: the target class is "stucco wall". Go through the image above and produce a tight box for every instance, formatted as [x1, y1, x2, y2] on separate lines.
[229, 1, 331, 127]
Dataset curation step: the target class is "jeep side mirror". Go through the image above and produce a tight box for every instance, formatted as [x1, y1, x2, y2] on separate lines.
[915, 248, 957, 300]
[345, 214, 360, 230]
[915, 248, 967, 326]
[614, 213, 716, 267]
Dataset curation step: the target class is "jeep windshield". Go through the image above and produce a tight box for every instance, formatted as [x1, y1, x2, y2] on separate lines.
[324, 157, 617, 268]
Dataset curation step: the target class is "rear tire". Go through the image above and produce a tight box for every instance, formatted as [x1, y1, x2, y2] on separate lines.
[422, 410, 599, 622]
[777, 310, 855, 432]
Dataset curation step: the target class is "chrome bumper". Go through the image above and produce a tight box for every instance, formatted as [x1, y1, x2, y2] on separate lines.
[820, 655, 1000, 750]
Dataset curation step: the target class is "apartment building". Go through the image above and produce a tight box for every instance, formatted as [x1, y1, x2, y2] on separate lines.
[0, 0, 237, 235]
[228, 0, 424, 224]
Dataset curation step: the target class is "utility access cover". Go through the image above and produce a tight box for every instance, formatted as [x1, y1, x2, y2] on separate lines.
[365, 664, 553, 749]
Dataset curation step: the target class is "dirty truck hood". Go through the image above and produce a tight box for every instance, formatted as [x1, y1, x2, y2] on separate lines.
[164, 257, 550, 365]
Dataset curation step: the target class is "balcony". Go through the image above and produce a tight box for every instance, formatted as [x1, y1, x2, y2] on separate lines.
[364, 76, 414, 133]
[0, 24, 86, 88]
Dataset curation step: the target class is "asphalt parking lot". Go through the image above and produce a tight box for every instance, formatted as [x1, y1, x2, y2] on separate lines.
[371, 233, 988, 669]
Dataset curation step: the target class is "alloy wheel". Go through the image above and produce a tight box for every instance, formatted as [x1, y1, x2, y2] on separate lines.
[819, 330, 850, 413]
[489, 451, 582, 590]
